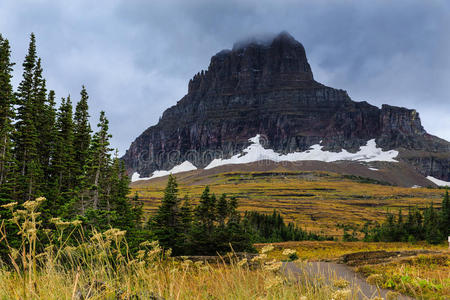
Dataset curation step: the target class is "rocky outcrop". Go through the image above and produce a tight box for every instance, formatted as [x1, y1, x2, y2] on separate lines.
[122, 32, 450, 181]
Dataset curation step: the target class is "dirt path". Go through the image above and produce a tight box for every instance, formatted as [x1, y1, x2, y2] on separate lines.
[282, 261, 414, 300]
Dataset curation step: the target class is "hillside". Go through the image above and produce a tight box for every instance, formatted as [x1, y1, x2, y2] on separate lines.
[130, 165, 445, 237]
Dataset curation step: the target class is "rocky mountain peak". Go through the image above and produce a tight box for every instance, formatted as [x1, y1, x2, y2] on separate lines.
[123, 32, 449, 183]
[188, 32, 316, 96]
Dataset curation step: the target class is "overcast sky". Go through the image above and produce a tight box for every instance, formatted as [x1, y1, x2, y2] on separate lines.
[1, 0, 449, 155]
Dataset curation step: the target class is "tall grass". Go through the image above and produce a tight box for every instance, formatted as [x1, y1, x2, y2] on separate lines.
[0, 197, 368, 299]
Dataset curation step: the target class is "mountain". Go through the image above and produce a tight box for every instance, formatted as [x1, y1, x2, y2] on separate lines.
[122, 32, 449, 184]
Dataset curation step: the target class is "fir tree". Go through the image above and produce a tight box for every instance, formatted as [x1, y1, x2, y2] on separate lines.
[441, 190, 450, 237]
[73, 86, 91, 184]
[14, 33, 42, 202]
[0, 34, 15, 196]
[88, 111, 112, 210]
[151, 175, 183, 254]
[216, 193, 228, 226]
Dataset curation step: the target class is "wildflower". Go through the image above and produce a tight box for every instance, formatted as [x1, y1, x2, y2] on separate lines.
[136, 250, 146, 260]
[332, 278, 350, 288]
[261, 244, 274, 254]
[263, 261, 283, 272]
[282, 248, 296, 256]
[1, 202, 17, 210]
[71, 220, 82, 226]
[237, 258, 247, 267]
[139, 240, 153, 247]
[366, 274, 383, 286]
[386, 291, 400, 300]
[251, 254, 267, 262]
[104, 228, 126, 240]
[264, 275, 283, 290]
[331, 289, 351, 300]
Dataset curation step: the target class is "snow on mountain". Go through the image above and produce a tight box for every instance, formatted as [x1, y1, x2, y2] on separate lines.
[205, 135, 399, 170]
[426, 176, 450, 187]
[132, 161, 197, 182]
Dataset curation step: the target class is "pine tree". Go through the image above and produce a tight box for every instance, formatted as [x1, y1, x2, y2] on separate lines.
[180, 194, 193, 229]
[216, 193, 228, 226]
[14, 33, 42, 202]
[151, 175, 183, 254]
[88, 111, 112, 210]
[423, 204, 442, 244]
[0, 35, 15, 198]
[73, 86, 91, 184]
[54, 96, 76, 194]
[441, 190, 449, 237]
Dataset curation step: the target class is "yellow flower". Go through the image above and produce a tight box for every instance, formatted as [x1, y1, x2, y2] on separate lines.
[264, 275, 283, 290]
[237, 258, 247, 267]
[263, 261, 283, 272]
[261, 244, 274, 254]
[1, 202, 17, 210]
[331, 289, 351, 300]
[332, 278, 350, 288]
[282, 248, 296, 256]
[251, 254, 267, 262]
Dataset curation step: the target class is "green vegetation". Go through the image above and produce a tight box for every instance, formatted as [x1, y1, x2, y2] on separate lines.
[243, 210, 333, 243]
[0, 33, 143, 259]
[363, 190, 450, 244]
[357, 254, 449, 299]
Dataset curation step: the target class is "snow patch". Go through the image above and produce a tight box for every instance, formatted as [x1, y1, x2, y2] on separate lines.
[411, 185, 421, 189]
[426, 176, 450, 187]
[131, 161, 197, 182]
[205, 135, 398, 170]
[368, 167, 379, 171]
[150, 161, 197, 179]
[131, 172, 151, 182]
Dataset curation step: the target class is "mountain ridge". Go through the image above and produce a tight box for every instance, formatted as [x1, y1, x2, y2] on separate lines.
[122, 32, 449, 182]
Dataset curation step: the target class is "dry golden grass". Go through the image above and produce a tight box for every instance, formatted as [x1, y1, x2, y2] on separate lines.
[131, 171, 444, 236]
[356, 254, 450, 299]
[253, 241, 447, 261]
[0, 197, 367, 300]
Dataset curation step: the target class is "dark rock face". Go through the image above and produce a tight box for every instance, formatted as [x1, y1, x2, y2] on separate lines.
[122, 32, 450, 181]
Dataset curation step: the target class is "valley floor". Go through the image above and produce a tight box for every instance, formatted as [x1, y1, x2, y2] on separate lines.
[131, 169, 445, 237]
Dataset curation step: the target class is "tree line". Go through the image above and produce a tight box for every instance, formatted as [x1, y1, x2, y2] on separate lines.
[150, 175, 331, 255]
[0, 33, 143, 257]
[362, 191, 449, 244]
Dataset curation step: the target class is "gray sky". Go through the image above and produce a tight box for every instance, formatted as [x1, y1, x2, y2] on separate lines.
[1, 0, 449, 155]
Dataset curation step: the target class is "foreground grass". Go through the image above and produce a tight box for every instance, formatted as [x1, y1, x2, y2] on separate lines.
[0, 198, 364, 300]
[357, 254, 450, 299]
[0, 257, 363, 300]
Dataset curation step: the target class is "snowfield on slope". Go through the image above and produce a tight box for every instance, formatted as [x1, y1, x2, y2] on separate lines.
[205, 135, 398, 169]
[131, 161, 197, 182]
[426, 176, 450, 187]
[132, 135, 399, 182]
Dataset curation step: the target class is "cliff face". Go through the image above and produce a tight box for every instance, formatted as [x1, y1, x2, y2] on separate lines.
[122, 32, 450, 181]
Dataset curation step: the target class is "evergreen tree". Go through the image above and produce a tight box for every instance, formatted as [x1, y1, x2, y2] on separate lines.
[53, 97, 76, 200]
[14, 33, 42, 202]
[441, 190, 450, 237]
[88, 111, 112, 210]
[423, 204, 442, 244]
[73, 86, 91, 184]
[0, 34, 15, 199]
[180, 194, 193, 230]
[216, 193, 228, 226]
[151, 175, 183, 254]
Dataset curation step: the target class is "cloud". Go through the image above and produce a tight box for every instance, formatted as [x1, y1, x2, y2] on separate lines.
[0, 0, 449, 154]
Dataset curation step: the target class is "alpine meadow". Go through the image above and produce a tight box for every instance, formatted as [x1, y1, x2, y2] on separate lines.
[1, 1, 450, 299]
